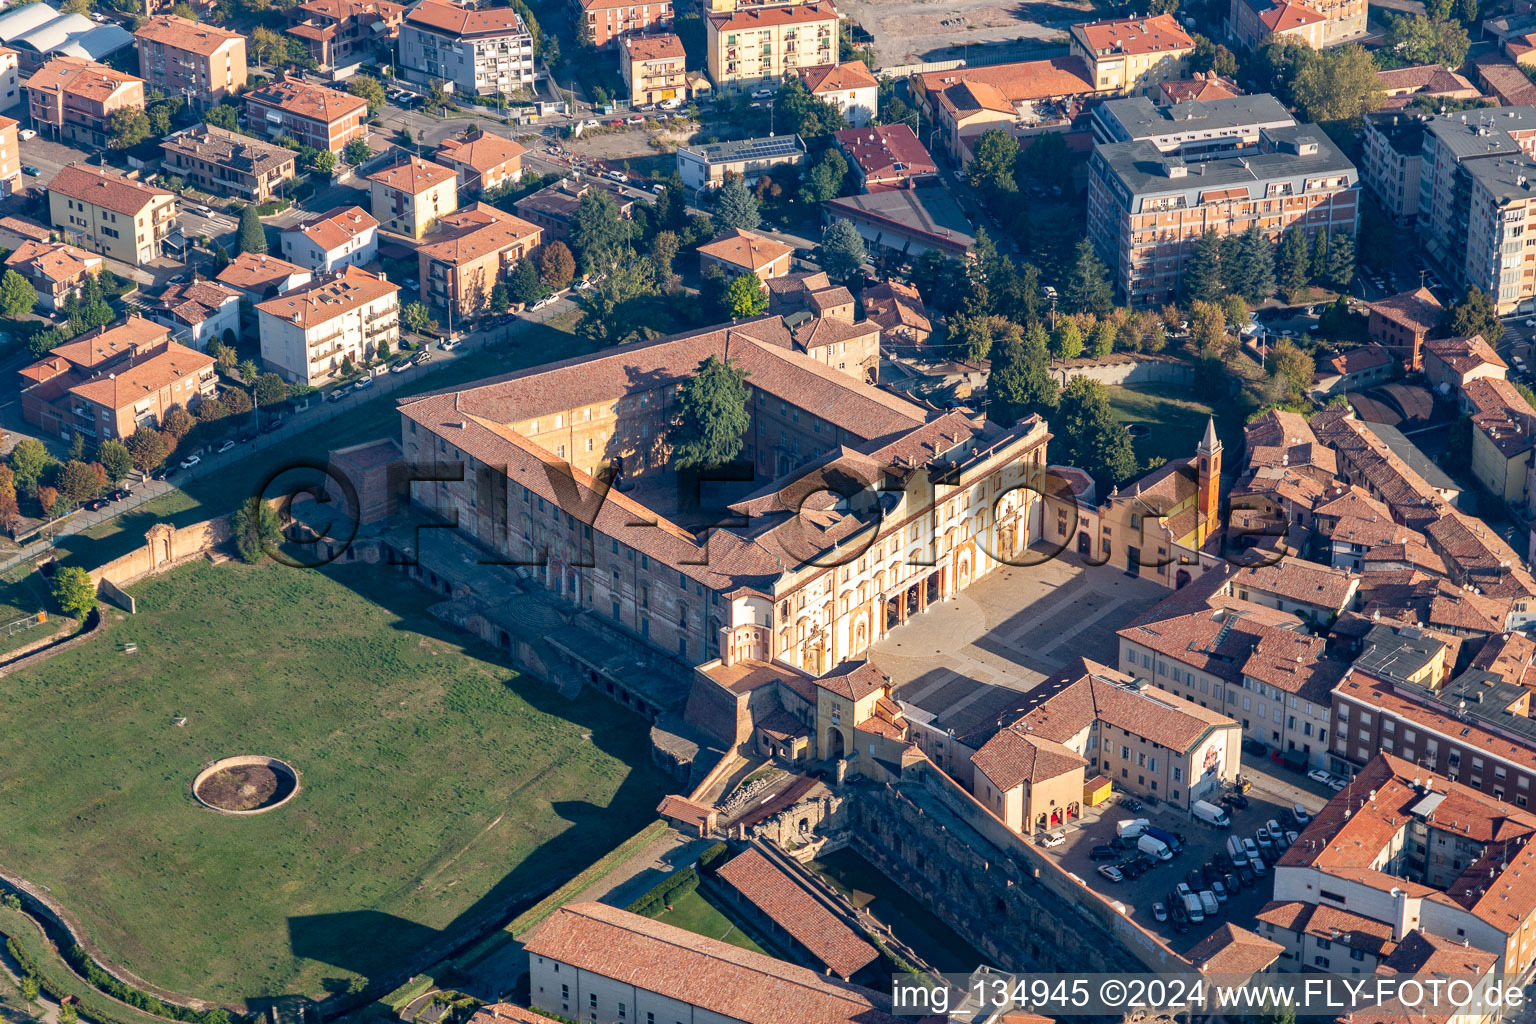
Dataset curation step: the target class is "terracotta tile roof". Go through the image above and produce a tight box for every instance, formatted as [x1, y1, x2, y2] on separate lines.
[1244, 408, 1317, 449]
[863, 280, 930, 335]
[246, 75, 367, 125]
[715, 849, 878, 978]
[23, 55, 140, 103]
[523, 902, 909, 1024]
[38, 316, 168, 374]
[1187, 923, 1284, 975]
[1368, 287, 1443, 333]
[49, 163, 171, 217]
[1315, 485, 1394, 523]
[1378, 930, 1498, 976]
[1161, 72, 1240, 102]
[1072, 13, 1193, 56]
[1423, 510, 1536, 598]
[1310, 406, 1448, 530]
[1257, 0, 1325, 32]
[417, 202, 540, 265]
[1302, 903, 1399, 957]
[289, 205, 377, 253]
[708, 2, 838, 32]
[1424, 334, 1505, 376]
[1463, 376, 1536, 458]
[465, 1005, 560, 1024]
[1377, 64, 1479, 96]
[1255, 900, 1312, 931]
[624, 32, 685, 62]
[133, 14, 242, 54]
[406, 0, 528, 36]
[655, 794, 714, 827]
[1120, 605, 1342, 700]
[436, 130, 526, 174]
[161, 124, 294, 178]
[216, 251, 309, 293]
[1323, 343, 1392, 378]
[1469, 630, 1536, 684]
[698, 229, 793, 272]
[1231, 560, 1357, 611]
[971, 725, 1087, 791]
[920, 57, 1096, 107]
[68, 338, 214, 410]
[833, 124, 936, 182]
[152, 280, 241, 326]
[368, 156, 457, 193]
[5, 239, 100, 283]
[815, 660, 888, 701]
[797, 61, 878, 94]
[296, 0, 405, 20]
[256, 265, 397, 328]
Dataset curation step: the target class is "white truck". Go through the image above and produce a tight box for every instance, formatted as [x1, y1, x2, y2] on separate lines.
[1193, 799, 1231, 828]
[1116, 818, 1150, 838]
[1137, 834, 1173, 862]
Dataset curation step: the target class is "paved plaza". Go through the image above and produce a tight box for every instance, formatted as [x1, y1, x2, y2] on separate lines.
[871, 549, 1169, 738]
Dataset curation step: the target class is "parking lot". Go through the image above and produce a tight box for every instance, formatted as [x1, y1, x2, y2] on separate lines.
[1039, 784, 1315, 955]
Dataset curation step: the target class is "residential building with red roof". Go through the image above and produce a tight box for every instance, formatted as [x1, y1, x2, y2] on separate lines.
[416, 202, 541, 318]
[396, 318, 1051, 676]
[1460, 375, 1536, 504]
[523, 902, 912, 1024]
[1228, 0, 1365, 51]
[1159, 71, 1240, 103]
[143, 279, 242, 351]
[579, 0, 672, 50]
[435, 129, 525, 194]
[399, 0, 534, 96]
[47, 163, 176, 265]
[216, 251, 312, 301]
[19, 316, 216, 441]
[697, 227, 793, 280]
[256, 266, 399, 385]
[1067, 14, 1193, 96]
[244, 74, 368, 154]
[1376, 64, 1482, 109]
[133, 14, 245, 109]
[862, 279, 930, 344]
[1266, 752, 1536, 979]
[1424, 334, 1506, 393]
[1311, 343, 1393, 398]
[620, 32, 687, 107]
[832, 124, 937, 191]
[1367, 287, 1444, 369]
[284, 0, 404, 70]
[2, 238, 100, 311]
[23, 55, 142, 150]
[1188, 923, 1284, 977]
[367, 156, 459, 239]
[795, 61, 877, 127]
[160, 124, 296, 204]
[464, 1006, 559, 1024]
[281, 205, 379, 273]
[912, 57, 1096, 163]
[706, 2, 838, 91]
[714, 848, 878, 979]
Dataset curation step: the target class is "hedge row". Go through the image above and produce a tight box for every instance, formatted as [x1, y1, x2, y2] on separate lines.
[625, 867, 699, 917]
[64, 945, 241, 1024]
[696, 842, 729, 875]
[1, 923, 191, 1024]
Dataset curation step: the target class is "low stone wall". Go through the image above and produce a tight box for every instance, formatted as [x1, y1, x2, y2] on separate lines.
[1052, 354, 1195, 389]
[89, 519, 231, 590]
[0, 610, 103, 680]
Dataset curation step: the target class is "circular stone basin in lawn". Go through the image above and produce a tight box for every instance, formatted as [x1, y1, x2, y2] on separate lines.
[192, 756, 300, 815]
[1126, 423, 1151, 438]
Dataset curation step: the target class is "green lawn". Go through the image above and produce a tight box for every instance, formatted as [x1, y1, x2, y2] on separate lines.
[1104, 383, 1242, 468]
[647, 888, 765, 954]
[0, 557, 670, 1005]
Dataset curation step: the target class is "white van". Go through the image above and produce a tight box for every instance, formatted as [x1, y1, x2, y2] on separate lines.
[1137, 834, 1172, 862]
[1116, 818, 1150, 839]
[1193, 799, 1231, 828]
[1226, 835, 1249, 865]
[1183, 893, 1205, 923]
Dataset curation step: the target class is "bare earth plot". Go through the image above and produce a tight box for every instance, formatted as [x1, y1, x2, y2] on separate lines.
[0, 559, 670, 1005]
[839, 0, 1092, 65]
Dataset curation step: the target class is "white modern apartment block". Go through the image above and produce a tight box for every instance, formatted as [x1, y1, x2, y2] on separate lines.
[398, 0, 535, 96]
[256, 266, 399, 386]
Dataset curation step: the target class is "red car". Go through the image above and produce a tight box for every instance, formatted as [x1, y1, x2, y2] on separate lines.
[607, 119, 624, 127]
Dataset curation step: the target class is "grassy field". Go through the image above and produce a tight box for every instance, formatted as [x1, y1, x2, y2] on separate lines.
[0, 557, 670, 1005]
[1104, 383, 1243, 468]
[645, 888, 765, 954]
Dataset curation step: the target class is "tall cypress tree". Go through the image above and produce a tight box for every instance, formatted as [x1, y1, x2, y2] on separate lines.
[1238, 225, 1276, 304]
[1326, 229, 1356, 289]
[1183, 230, 1226, 303]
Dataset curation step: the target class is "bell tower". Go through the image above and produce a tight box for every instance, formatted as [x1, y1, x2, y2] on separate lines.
[1196, 416, 1221, 543]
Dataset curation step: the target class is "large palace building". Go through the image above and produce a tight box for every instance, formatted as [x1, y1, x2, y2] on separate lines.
[397, 314, 1051, 675]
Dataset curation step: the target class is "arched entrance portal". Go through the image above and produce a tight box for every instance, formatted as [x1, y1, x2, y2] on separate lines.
[1176, 569, 1192, 589]
[826, 727, 846, 760]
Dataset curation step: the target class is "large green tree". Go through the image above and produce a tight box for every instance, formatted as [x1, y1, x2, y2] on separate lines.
[107, 107, 150, 149]
[1063, 239, 1113, 316]
[507, 258, 550, 306]
[8, 438, 52, 497]
[51, 566, 96, 620]
[672, 356, 750, 470]
[800, 149, 848, 203]
[237, 206, 267, 255]
[1276, 228, 1310, 298]
[232, 496, 282, 563]
[1446, 286, 1504, 344]
[987, 319, 1057, 426]
[772, 77, 847, 138]
[126, 426, 169, 473]
[1385, 15, 1469, 67]
[574, 261, 662, 346]
[1055, 377, 1136, 491]
[723, 272, 767, 319]
[967, 129, 1020, 195]
[713, 177, 761, 231]
[1291, 44, 1384, 123]
[570, 191, 635, 273]
[0, 269, 37, 317]
[1183, 230, 1226, 302]
[821, 219, 866, 281]
[96, 439, 133, 483]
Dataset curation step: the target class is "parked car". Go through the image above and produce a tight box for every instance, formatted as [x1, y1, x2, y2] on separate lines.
[237, 432, 256, 444]
[1151, 901, 1167, 922]
[1224, 871, 1243, 893]
[1090, 845, 1118, 861]
[1242, 738, 1267, 757]
[440, 337, 461, 350]
[1039, 830, 1065, 848]
[354, 375, 375, 390]
[18, 128, 35, 140]
[1097, 864, 1124, 883]
[1119, 796, 1143, 812]
[85, 497, 108, 511]
[1290, 804, 1313, 826]
[1222, 792, 1250, 810]
[108, 488, 130, 501]
[1238, 865, 1256, 885]
[414, 351, 433, 365]
[391, 360, 411, 373]
[179, 455, 201, 470]
[326, 389, 347, 402]
[1307, 769, 1333, 785]
[21, 165, 38, 176]
[1118, 859, 1146, 879]
[261, 418, 283, 433]
[217, 440, 236, 453]
[1170, 900, 1189, 931]
[1211, 880, 1229, 903]
[624, 114, 644, 125]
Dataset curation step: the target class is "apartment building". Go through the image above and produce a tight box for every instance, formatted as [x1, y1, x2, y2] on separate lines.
[23, 55, 142, 150]
[0, 115, 18, 197]
[395, 318, 1051, 674]
[1460, 376, 1536, 504]
[256, 265, 400, 385]
[1229, 0, 1366, 51]
[3, 239, 100, 311]
[19, 316, 215, 441]
[1118, 606, 1343, 768]
[1067, 14, 1193, 96]
[417, 202, 542, 318]
[1424, 333, 1507, 391]
[48, 163, 176, 265]
[244, 74, 368, 153]
[1087, 122, 1359, 306]
[833, 123, 938, 191]
[677, 133, 805, 189]
[398, 0, 535, 96]
[578, 0, 672, 50]
[1091, 93, 1295, 158]
[0, 47, 19, 110]
[285, 0, 404, 69]
[160, 124, 295, 204]
[513, 176, 636, 240]
[911, 57, 1097, 163]
[143, 279, 241, 350]
[620, 33, 686, 106]
[215, 251, 312, 302]
[435, 129, 525, 193]
[1361, 112, 1426, 225]
[133, 15, 245, 108]
[281, 205, 378, 272]
[795, 60, 877, 127]
[697, 227, 792, 279]
[367, 157, 458, 239]
[706, 1, 838, 93]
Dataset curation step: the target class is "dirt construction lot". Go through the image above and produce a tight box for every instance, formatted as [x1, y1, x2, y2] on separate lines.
[1039, 787, 1312, 956]
[839, 0, 1093, 64]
